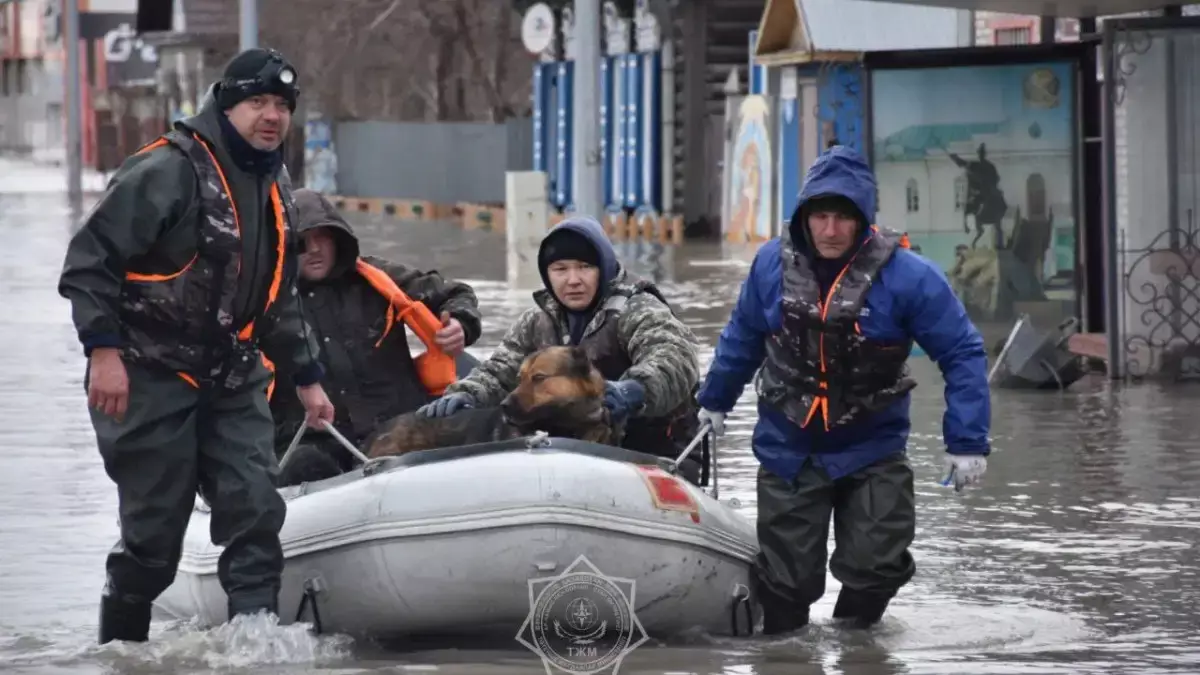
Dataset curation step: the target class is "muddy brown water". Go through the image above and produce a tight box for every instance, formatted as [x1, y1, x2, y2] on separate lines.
[1, 184, 1198, 674]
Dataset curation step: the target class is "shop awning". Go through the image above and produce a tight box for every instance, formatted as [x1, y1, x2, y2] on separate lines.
[753, 0, 971, 65]
[863, 0, 1179, 17]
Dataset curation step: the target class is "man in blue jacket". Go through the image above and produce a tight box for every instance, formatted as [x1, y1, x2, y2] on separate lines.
[697, 146, 991, 633]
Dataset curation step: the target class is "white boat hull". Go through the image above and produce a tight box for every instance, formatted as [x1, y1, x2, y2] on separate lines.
[154, 437, 761, 639]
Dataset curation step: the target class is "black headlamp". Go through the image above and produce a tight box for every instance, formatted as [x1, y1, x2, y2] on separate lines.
[251, 51, 297, 90]
[219, 50, 300, 111]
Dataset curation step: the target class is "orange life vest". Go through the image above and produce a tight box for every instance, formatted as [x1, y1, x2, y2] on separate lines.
[355, 258, 457, 396]
[870, 225, 911, 250]
[127, 131, 288, 392]
[262, 258, 457, 401]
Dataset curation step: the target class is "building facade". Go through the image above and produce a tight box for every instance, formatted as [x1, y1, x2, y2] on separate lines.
[744, 0, 975, 243]
[0, 0, 65, 161]
[974, 12, 1081, 45]
[0, 0, 164, 169]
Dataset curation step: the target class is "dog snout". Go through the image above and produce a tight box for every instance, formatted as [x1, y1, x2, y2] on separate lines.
[500, 394, 518, 416]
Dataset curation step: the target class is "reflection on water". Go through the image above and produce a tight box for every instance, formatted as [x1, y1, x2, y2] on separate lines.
[1, 197, 1198, 674]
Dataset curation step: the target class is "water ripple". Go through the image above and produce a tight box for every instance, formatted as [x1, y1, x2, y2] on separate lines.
[1, 201, 1197, 673]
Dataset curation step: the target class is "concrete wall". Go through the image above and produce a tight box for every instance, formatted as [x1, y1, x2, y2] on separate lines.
[333, 118, 534, 204]
[0, 58, 64, 161]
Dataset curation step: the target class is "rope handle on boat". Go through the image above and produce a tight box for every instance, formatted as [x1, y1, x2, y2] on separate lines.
[670, 421, 712, 469]
[294, 577, 325, 635]
[278, 420, 371, 472]
[729, 583, 753, 637]
[667, 421, 720, 499]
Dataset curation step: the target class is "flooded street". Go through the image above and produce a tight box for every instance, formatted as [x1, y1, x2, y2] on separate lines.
[1, 173, 1198, 674]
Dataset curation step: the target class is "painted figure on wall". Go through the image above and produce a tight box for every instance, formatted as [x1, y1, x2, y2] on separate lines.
[871, 62, 1077, 325]
[727, 96, 774, 242]
[731, 141, 763, 241]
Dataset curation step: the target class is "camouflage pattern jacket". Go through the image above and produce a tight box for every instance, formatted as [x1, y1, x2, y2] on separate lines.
[57, 92, 322, 389]
[445, 267, 701, 438]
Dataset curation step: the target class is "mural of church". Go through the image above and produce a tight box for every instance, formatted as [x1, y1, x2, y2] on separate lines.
[871, 62, 1078, 325]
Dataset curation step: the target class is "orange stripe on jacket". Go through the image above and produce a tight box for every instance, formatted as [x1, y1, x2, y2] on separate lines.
[122, 132, 290, 396]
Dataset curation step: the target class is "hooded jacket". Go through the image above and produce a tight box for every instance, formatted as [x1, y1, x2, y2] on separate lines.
[697, 146, 991, 482]
[444, 216, 702, 454]
[269, 189, 483, 448]
[57, 84, 322, 387]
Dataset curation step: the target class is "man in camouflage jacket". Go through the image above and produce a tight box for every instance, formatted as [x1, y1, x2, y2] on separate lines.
[421, 216, 704, 479]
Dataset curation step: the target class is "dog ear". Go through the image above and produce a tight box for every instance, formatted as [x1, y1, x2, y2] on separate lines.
[568, 346, 594, 378]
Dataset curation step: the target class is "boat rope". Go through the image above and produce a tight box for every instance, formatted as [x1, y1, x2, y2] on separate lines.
[321, 420, 371, 463]
[294, 578, 325, 635]
[729, 584, 753, 637]
[278, 420, 371, 472]
[668, 422, 721, 499]
[669, 422, 711, 469]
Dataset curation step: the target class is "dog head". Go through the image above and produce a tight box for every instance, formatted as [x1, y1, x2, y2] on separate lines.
[500, 346, 607, 424]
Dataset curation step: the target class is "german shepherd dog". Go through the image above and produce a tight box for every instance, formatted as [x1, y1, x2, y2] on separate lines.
[364, 346, 616, 459]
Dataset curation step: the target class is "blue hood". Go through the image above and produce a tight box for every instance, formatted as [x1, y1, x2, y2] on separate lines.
[538, 215, 620, 294]
[789, 145, 878, 251]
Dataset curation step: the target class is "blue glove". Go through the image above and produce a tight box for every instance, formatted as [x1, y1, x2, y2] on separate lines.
[416, 392, 475, 418]
[604, 379, 646, 422]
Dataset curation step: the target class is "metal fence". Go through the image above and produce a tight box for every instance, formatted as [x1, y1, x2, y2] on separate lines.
[333, 118, 534, 204]
[1104, 16, 1200, 380]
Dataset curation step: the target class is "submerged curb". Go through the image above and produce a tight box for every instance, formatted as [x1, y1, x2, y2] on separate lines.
[325, 194, 684, 244]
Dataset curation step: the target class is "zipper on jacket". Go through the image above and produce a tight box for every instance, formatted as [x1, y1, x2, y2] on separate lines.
[239, 176, 267, 333]
[800, 233, 874, 432]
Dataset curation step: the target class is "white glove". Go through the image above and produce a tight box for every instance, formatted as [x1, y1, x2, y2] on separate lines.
[942, 454, 987, 492]
[698, 409, 726, 437]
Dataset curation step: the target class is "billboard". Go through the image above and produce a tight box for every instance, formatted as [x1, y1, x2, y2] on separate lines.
[871, 61, 1077, 325]
[82, 13, 160, 88]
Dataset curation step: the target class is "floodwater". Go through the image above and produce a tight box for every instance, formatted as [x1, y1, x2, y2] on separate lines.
[1, 167, 1199, 674]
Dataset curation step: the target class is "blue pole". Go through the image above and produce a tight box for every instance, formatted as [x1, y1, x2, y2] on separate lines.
[639, 49, 662, 212]
[546, 64, 560, 204]
[601, 57, 613, 208]
[611, 57, 627, 211]
[748, 30, 765, 95]
[532, 63, 553, 174]
[623, 53, 641, 208]
[555, 61, 576, 210]
[779, 91, 800, 225]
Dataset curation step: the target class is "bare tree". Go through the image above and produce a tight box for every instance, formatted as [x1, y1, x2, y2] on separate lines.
[261, 0, 532, 123]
